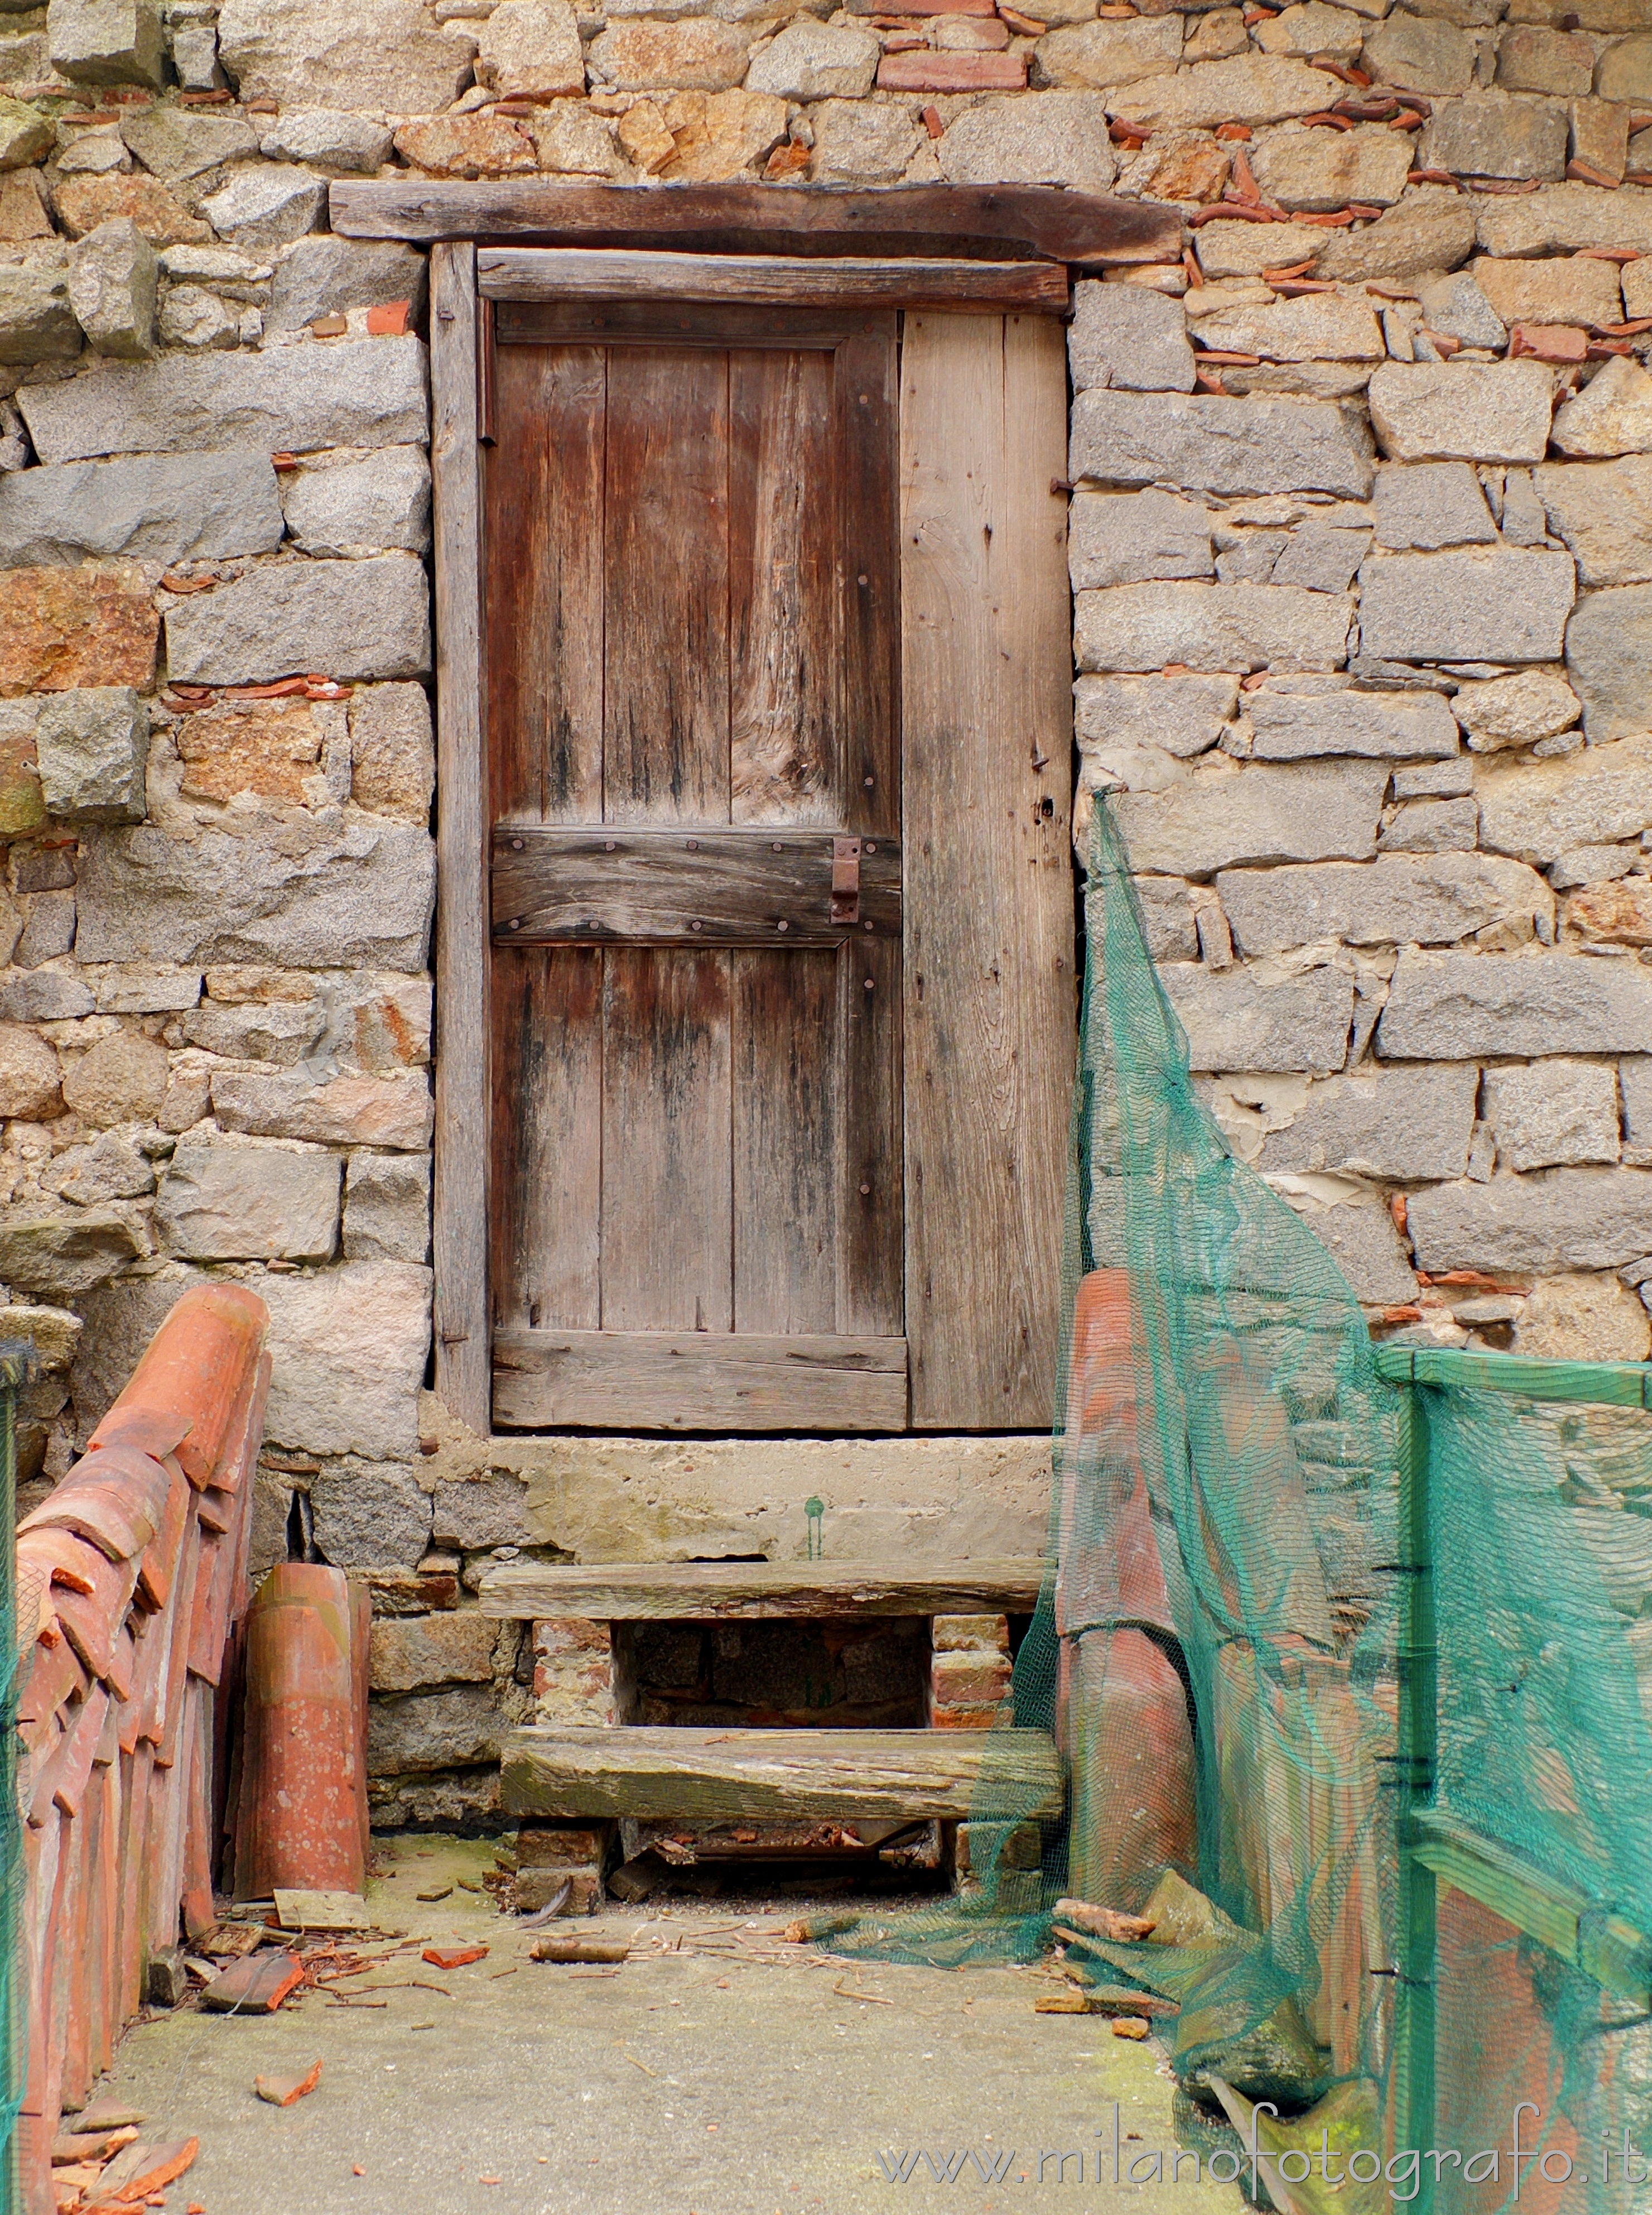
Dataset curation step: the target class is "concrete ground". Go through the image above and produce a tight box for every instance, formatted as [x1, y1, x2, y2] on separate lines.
[91, 1836, 1246, 2215]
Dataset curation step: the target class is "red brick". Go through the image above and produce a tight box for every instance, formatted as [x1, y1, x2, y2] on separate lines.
[876, 50, 1025, 89]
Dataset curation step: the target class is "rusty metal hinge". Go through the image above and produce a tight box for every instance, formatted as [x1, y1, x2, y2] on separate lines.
[831, 836, 861, 925]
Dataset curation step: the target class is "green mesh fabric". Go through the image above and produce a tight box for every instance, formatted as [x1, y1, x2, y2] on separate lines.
[0, 1346, 27, 2209]
[831, 797, 1652, 2215]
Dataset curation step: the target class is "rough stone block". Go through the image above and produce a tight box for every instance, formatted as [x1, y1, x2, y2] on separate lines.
[1475, 184, 1652, 261]
[156, 1140, 341, 1261]
[0, 1022, 61, 1118]
[1366, 361, 1555, 466]
[430, 1472, 530, 1551]
[173, 694, 328, 807]
[1622, 1056, 1652, 1146]
[1472, 253, 1621, 333]
[1482, 1058, 1619, 1173]
[1373, 462, 1496, 551]
[393, 113, 537, 178]
[0, 449, 282, 573]
[1362, 8, 1473, 94]
[1067, 280, 1191, 395]
[526, 100, 625, 177]
[1248, 121, 1412, 211]
[212, 1069, 434, 1149]
[1076, 580, 1352, 672]
[1357, 547, 1574, 664]
[349, 681, 434, 823]
[1596, 33, 1652, 107]
[1378, 948, 1652, 1060]
[1497, 23, 1593, 97]
[746, 18, 877, 98]
[257, 1261, 431, 1460]
[343, 1149, 431, 1263]
[1535, 458, 1652, 590]
[259, 110, 394, 173]
[588, 17, 746, 88]
[1158, 960, 1353, 1073]
[75, 818, 435, 970]
[55, 173, 210, 247]
[1513, 1272, 1650, 1364]
[0, 565, 157, 696]
[1112, 756, 1386, 875]
[0, 98, 52, 173]
[1415, 271, 1507, 354]
[1073, 672, 1236, 758]
[1034, 12, 1181, 88]
[17, 335, 428, 464]
[1378, 795, 1478, 853]
[280, 448, 431, 558]
[1311, 190, 1476, 287]
[0, 1209, 139, 1298]
[119, 104, 258, 181]
[165, 554, 431, 686]
[1070, 387, 1373, 498]
[370, 1609, 495, 1693]
[1193, 218, 1329, 282]
[1286, 1191, 1418, 1306]
[45, 1128, 155, 1205]
[1069, 489, 1210, 590]
[1477, 734, 1652, 865]
[216, 0, 478, 113]
[68, 218, 157, 361]
[60, 1026, 168, 1125]
[475, 0, 584, 97]
[1258, 1063, 1479, 1181]
[267, 240, 428, 333]
[1246, 683, 1460, 760]
[1550, 357, 1652, 462]
[1192, 292, 1385, 365]
[1218, 851, 1551, 954]
[1566, 583, 1652, 744]
[1106, 55, 1341, 128]
[1452, 669, 1581, 751]
[1419, 90, 1569, 182]
[1270, 523, 1370, 595]
[1408, 1166, 1652, 1275]
[0, 968, 95, 1020]
[807, 98, 919, 182]
[0, 267, 79, 369]
[16, 888, 76, 967]
[34, 685, 147, 822]
[935, 90, 1116, 191]
[47, 0, 164, 87]
[199, 163, 325, 248]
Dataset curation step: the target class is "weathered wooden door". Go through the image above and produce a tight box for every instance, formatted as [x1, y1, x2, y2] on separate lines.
[478, 281, 1072, 1436]
[486, 301, 904, 1431]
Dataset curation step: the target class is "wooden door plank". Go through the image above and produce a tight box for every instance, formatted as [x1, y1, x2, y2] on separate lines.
[491, 945, 602, 1332]
[493, 1328, 908, 1431]
[733, 948, 837, 1335]
[330, 180, 1184, 267]
[729, 346, 837, 827]
[600, 949, 733, 1332]
[603, 346, 730, 824]
[500, 1723, 1065, 1823]
[837, 932, 902, 1337]
[490, 827, 900, 944]
[496, 301, 882, 351]
[835, 323, 900, 839]
[429, 240, 490, 1434]
[487, 344, 605, 824]
[478, 1556, 1048, 1620]
[478, 247, 1070, 313]
[900, 313, 1075, 1431]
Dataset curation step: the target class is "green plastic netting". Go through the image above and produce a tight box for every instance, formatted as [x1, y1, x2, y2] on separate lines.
[1, 1344, 27, 2213]
[831, 796, 1652, 2215]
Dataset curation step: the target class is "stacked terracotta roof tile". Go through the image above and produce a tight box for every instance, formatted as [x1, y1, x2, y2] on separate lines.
[12, 1284, 270, 2215]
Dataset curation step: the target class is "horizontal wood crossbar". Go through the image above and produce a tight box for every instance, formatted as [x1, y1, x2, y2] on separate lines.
[478, 247, 1069, 313]
[1410, 1806, 1652, 2007]
[492, 827, 901, 946]
[500, 1724, 1066, 1823]
[493, 1329, 909, 1431]
[1375, 1343, 1652, 1407]
[477, 1555, 1049, 1620]
[329, 181, 1182, 266]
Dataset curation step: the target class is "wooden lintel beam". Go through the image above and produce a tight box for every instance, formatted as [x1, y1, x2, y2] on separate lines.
[493, 1328, 910, 1431]
[478, 246, 1069, 312]
[329, 181, 1183, 267]
[477, 1555, 1049, 1620]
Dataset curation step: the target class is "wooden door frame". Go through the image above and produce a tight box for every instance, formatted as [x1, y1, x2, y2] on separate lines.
[423, 189, 1180, 1437]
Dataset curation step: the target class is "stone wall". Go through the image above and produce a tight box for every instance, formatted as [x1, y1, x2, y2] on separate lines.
[1, 0, 1650, 1824]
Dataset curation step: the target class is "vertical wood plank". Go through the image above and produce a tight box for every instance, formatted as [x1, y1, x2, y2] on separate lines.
[900, 311, 1074, 1431]
[487, 344, 605, 824]
[836, 318, 900, 839]
[728, 347, 836, 827]
[601, 949, 733, 1332]
[731, 947, 837, 1333]
[837, 931, 903, 1339]
[604, 348, 731, 824]
[491, 944, 602, 1331]
[431, 239, 492, 1434]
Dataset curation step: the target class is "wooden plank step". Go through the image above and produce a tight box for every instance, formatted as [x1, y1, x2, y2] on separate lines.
[477, 1556, 1048, 1621]
[501, 1726, 1065, 1824]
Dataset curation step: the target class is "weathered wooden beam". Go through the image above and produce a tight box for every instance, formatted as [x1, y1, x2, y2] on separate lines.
[501, 1726, 1066, 1823]
[493, 1329, 909, 1432]
[478, 247, 1070, 311]
[329, 181, 1182, 267]
[491, 827, 901, 946]
[477, 1555, 1048, 1620]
